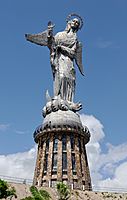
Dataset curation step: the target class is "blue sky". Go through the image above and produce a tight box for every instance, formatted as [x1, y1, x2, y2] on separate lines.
[0, 0, 127, 189]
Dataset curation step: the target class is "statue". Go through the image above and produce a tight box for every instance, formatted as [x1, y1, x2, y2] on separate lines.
[25, 14, 84, 117]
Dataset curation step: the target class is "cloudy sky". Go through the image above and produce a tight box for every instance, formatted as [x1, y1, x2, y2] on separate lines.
[0, 0, 127, 192]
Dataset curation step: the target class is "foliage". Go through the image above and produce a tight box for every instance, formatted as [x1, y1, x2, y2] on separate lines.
[39, 189, 51, 200]
[21, 185, 51, 200]
[0, 179, 17, 199]
[57, 182, 70, 200]
[21, 197, 33, 200]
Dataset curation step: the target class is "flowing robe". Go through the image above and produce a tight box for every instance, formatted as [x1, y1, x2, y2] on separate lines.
[52, 31, 77, 102]
[25, 26, 84, 104]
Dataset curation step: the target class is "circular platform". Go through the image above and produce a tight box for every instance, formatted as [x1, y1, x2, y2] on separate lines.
[34, 110, 90, 143]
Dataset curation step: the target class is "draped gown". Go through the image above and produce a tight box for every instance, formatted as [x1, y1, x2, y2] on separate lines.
[52, 31, 78, 102]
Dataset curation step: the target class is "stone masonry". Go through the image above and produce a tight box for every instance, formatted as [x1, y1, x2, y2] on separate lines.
[33, 110, 92, 190]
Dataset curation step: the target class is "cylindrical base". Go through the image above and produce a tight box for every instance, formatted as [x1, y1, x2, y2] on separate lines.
[33, 110, 92, 190]
[33, 132, 92, 190]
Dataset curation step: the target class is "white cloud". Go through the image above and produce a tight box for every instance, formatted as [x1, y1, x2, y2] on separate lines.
[97, 40, 113, 48]
[80, 114, 105, 143]
[0, 146, 36, 180]
[80, 114, 127, 192]
[0, 114, 127, 192]
[98, 162, 127, 192]
[80, 114, 104, 172]
[15, 130, 29, 135]
[0, 124, 10, 132]
[0, 123, 29, 135]
[95, 38, 119, 49]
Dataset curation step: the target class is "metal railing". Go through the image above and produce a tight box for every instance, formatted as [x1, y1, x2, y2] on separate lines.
[0, 175, 127, 193]
[92, 186, 127, 193]
[0, 175, 33, 185]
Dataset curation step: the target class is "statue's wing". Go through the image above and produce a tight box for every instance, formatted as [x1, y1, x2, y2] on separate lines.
[75, 41, 84, 76]
[25, 30, 48, 46]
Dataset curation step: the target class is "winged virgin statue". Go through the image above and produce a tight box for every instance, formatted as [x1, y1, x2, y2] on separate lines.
[25, 14, 84, 115]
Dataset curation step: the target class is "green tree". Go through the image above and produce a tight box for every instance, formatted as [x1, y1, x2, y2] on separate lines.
[21, 186, 51, 200]
[57, 182, 70, 200]
[0, 179, 17, 199]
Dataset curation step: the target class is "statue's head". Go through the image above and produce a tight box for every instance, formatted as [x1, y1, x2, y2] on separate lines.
[70, 18, 80, 31]
[66, 13, 83, 32]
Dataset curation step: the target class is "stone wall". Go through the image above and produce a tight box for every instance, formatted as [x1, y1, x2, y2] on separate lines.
[5, 183, 127, 200]
[33, 131, 92, 190]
